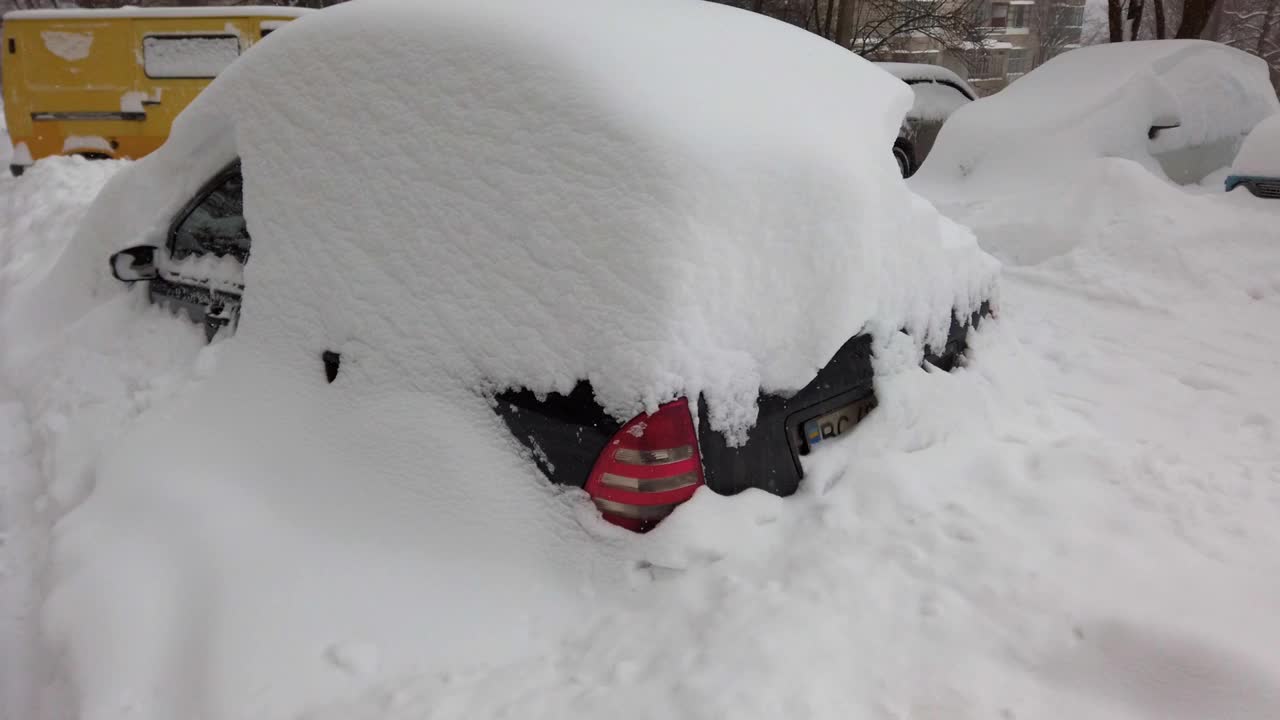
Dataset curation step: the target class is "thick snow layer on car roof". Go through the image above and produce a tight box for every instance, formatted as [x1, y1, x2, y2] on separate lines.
[65, 0, 997, 441]
[915, 41, 1279, 189]
[4, 6, 310, 20]
[875, 63, 976, 122]
[1231, 113, 1280, 176]
[876, 61, 973, 89]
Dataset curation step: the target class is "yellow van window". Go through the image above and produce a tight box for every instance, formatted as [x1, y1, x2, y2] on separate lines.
[142, 34, 240, 79]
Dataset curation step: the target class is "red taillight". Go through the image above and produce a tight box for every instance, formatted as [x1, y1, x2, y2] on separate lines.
[585, 397, 704, 532]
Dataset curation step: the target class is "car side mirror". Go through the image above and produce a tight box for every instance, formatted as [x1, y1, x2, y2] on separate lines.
[110, 245, 159, 282]
[1148, 122, 1181, 140]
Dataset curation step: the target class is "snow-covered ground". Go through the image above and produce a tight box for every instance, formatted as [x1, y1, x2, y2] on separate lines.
[2, 7, 1279, 713]
[3, 149, 1279, 718]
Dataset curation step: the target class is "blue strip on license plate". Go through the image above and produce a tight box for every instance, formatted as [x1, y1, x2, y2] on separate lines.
[802, 395, 875, 450]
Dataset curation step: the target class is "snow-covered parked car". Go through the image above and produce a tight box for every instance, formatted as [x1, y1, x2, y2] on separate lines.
[914, 40, 1280, 189]
[875, 62, 977, 177]
[1226, 113, 1280, 198]
[99, 0, 998, 533]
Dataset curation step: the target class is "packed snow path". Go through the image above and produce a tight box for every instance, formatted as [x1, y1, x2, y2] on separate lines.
[2, 158, 1279, 719]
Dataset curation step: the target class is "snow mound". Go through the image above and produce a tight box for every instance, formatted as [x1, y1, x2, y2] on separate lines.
[0, 157, 126, 359]
[1231, 112, 1280, 176]
[926, 156, 1280, 308]
[63, 0, 997, 442]
[915, 41, 1279, 190]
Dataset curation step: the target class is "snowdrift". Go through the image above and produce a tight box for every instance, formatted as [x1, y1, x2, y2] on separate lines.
[927, 156, 1280, 306]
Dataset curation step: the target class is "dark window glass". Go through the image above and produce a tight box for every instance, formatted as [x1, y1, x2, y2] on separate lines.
[989, 2, 1008, 26]
[170, 171, 251, 263]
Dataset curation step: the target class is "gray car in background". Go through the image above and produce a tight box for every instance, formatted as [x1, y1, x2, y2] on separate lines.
[876, 62, 977, 177]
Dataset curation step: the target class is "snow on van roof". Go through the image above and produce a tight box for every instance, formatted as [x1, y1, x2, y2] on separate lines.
[3, 6, 311, 21]
[65, 0, 997, 440]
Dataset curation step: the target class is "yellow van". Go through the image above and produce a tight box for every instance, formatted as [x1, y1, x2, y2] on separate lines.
[2, 6, 309, 176]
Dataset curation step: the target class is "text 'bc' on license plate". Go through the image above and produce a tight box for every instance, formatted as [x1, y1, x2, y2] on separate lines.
[802, 395, 876, 452]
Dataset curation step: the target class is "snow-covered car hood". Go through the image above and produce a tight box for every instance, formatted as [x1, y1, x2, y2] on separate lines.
[914, 40, 1279, 191]
[54, 0, 997, 441]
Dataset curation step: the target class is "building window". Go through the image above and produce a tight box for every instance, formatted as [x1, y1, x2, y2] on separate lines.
[1009, 4, 1029, 27]
[1056, 4, 1086, 26]
[1006, 48, 1030, 75]
[988, 2, 1009, 27]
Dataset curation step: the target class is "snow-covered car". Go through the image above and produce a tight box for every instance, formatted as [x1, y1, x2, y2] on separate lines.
[1225, 113, 1280, 198]
[915, 40, 1280, 189]
[99, 0, 998, 533]
[875, 62, 977, 177]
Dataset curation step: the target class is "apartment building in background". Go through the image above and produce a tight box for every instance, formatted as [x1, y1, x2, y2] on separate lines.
[871, 0, 1087, 95]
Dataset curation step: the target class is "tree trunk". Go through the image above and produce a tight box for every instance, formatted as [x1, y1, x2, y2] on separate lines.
[823, 0, 837, 39]
[1129, 0, 1145, 39]
[1202, 0, 1224, 39]
[1175, 0, 1218, 38]
[835, 0, 858, 49]
[1153, 0, 1167, 38]
[751, 0, 765, 12]
[1109, 0, 1125, 41]
[1257, 0, 1277, 55]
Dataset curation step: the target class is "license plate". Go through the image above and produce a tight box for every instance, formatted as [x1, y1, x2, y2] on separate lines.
[800, 394, 876, 453]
